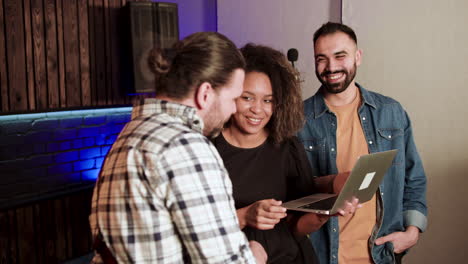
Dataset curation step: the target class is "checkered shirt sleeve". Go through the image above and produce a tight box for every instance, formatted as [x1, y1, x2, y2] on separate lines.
[160, 133, 255, 263]
[90, 111, 256, 263]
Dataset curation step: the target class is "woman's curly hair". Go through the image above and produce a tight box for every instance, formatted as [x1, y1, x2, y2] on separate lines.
[239, 43, 304, 144]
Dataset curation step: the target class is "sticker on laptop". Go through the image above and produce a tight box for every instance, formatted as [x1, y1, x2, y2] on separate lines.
[359, 172, 376, 190]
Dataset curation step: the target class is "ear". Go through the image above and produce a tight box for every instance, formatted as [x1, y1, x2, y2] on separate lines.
[194, 82, 215, 110]
[355, 48, 363, 66]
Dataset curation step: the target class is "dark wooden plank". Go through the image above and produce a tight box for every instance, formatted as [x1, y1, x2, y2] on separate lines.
[78, 0, 91, 106]
[31, 0, 48, 110]
[81, 190, 93, 253]
[53, 198, 68, 262]
[7, 210, 18, 264]
[69, 193, 80, 257]
[44, 0, 60, 109]
[85, 189, 94, 248]
[0, 210, 10, 264]
[7, 209, 19, 264]
[63, 195, 73, 258]
[121, 0, 132, 105]
[33, 203, 45, 264]
[69, 190, 93, 256]
[0, 0, 9, 112]
[4, 0, 28, 111]
[23, 1, 36, 110]
[33, 200, 57, 264]
[42, 200, 57, 263]
[87, 0, 97, 106]
[110, 0, 123, 104]
[103, 0, 113, 105]
[23, 0, 36, 111]
[94, 0, 108, 105]
[119, 0, 131, 105]
[62, 0, 81, 107]
[56, 0, 66, 108]
[16, 206, 37, 264]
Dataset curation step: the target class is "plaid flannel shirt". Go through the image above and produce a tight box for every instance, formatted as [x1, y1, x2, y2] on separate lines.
[89, 98, 255, 263]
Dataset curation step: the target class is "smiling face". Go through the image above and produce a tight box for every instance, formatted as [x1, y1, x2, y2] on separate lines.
[314, 32, 362, 94]
[231, 71, 274, 137]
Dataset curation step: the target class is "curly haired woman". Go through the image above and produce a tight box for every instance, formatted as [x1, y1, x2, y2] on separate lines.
[213, 43, 323, 263]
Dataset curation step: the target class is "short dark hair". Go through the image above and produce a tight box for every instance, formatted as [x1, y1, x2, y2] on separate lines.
[148, 32, 245, 99]
[239, 43, 304, 144]
[313, 22, 357, 45]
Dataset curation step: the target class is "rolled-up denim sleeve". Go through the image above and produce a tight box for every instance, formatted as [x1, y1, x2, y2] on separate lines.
[402, 111, 428, 232]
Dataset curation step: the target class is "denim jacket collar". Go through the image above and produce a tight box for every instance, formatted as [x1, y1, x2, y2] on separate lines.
[312, 83, 377, 119]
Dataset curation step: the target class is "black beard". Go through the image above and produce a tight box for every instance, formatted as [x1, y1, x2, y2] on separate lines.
[316, 66, 357, 94]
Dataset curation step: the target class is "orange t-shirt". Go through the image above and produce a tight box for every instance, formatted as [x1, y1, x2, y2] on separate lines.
[327, 90, 376, 264]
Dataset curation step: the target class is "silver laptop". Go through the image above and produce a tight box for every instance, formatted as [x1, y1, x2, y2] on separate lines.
[282, 149, 397, 215]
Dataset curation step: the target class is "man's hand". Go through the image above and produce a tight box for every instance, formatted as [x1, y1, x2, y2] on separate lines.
[249, 240, 267, 264]
[292, 212, 330, 236]
[336, 197, 362, 216]
[237, 199, 287, 230]
[290, 197, 361, 236]
[374, 226, 420, 253]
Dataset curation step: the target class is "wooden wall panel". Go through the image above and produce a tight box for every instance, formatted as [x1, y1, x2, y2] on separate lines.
[110, 0, 123, 105]
[23, 0, 36, 111]
[0, 189, 94, 263]
[69, 191, 93, 256]
[0, 210, 19, 264]
[0, 0, 9, 112]
[53, 199, 68, 261]
[44, 0, 60, 109]
[0, 211, 10, 264]
[87, 0, 97, 106]
[16, 206, 36, 263]
[56, 0, 67, 108]
[62, 0, 82, 107]
[93, 0, 109, 106]
[0, 0, 139, 113]
[33, 203, 46, 264]
[36, 200, 58, 263]
[8, 211, 18, 264]
[63, 196, 73, 258]
[31, 0, 48, 110]
[4, 0, 28, 111]
[78, 0, 91, 106]
[103, 0, 113, 105]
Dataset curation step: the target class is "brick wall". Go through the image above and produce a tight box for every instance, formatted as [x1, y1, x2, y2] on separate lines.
[0, 107, 132, 210]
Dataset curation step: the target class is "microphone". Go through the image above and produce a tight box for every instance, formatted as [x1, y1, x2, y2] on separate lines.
[287, 48, 298, 68]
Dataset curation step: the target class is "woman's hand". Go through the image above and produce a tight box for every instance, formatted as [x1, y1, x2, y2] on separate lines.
[237, 199, 287, 230]
[336, 196, 362, 216]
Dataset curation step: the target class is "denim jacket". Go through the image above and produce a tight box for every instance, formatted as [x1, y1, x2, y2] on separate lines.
[297, 84, 427, 264]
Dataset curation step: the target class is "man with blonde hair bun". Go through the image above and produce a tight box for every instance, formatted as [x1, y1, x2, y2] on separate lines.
[89, 32, 267, 264]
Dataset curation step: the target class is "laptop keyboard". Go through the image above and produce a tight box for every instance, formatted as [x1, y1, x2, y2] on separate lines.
[299, 196, 337, 210]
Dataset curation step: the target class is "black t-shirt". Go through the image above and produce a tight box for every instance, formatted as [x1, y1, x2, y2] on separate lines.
[212, 134, 318, 264]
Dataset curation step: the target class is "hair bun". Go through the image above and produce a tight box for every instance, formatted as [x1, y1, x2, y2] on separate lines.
[148, 47, 171, 74]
